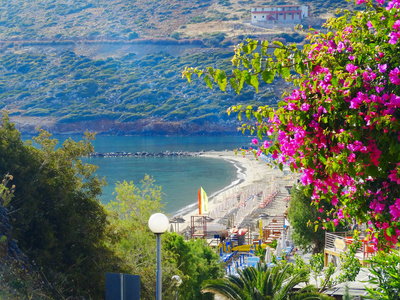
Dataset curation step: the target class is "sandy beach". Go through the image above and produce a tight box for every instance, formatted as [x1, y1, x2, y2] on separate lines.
[173, 150, 296, 235]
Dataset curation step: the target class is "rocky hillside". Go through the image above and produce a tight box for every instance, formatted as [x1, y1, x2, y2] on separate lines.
[1, 46, 286, 134]
[0, 0, 356, 134]
[0, 0, 354, 40]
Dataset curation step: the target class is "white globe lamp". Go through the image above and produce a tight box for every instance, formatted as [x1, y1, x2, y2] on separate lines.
[148, 213, 169, 234]
[148, 213, 169, 300]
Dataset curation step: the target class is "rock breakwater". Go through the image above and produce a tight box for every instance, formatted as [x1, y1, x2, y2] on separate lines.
[89, 150, 203, 158]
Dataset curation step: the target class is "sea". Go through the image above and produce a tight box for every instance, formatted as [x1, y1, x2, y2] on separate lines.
[23, 134, 252, 215]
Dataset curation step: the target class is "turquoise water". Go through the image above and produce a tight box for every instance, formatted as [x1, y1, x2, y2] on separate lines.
[24, 135, 251, 214]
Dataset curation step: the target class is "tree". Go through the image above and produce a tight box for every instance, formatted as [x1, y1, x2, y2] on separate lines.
[287, 184, 344, 253]
[104, 176, 180, 300]
[105, 178, 225, 300]
[0, 113, 120, 298]
[183, 0, 400, 250]
[201, 262, 334, 300]
[163, 233, 224, 300]
[365, 250, 400, 299]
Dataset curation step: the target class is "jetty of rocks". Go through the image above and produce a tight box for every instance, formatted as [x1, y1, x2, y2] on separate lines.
[89, 150, 203, 158]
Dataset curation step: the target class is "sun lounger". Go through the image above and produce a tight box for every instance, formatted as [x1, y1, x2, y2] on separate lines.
[245, 256, 260, 268]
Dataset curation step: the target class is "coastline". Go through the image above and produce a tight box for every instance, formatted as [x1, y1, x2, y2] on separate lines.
[171, 152, 247, 218]
[172, 150, 292, 233]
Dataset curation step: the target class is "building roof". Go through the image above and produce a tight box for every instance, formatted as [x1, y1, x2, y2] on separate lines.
[253, 5, 301, 7]
[251, 10, 301, 14]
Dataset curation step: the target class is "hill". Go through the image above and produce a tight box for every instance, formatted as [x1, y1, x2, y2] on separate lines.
[1, 46, 285, 134]
[0, 0, 356, 134]
[0, 0, 354, 40]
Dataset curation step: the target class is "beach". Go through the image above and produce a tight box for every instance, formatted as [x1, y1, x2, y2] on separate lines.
[173, 150, 296, 234]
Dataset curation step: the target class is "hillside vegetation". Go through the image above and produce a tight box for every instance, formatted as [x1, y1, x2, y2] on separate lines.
[1, 48, 281, 134]
[0, 0, 354, 134]
[0, 0, 353, 40]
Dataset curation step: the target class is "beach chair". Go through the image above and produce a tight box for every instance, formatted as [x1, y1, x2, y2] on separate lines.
[284, 246, 294, 259]
[245, 256, 260, 268]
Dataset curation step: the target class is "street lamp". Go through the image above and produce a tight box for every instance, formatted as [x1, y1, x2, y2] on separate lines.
[148, 213, 169, 300]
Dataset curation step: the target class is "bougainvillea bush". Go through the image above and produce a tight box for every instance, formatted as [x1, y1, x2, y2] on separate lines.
[183, 0, 400, 250]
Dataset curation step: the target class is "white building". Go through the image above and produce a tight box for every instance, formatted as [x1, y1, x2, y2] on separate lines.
[251, 5, 309, 24]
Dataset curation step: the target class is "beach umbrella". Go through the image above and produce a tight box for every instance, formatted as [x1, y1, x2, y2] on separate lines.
[286, 228, 291, 245]
[281, 230, 286, 248]
[274, 240, 282, 258]
[265, 246, 272, 264]
[238, 228, 248, 236]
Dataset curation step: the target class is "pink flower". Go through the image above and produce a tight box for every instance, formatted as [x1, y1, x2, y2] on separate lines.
[333, 219, 340, 226]
[389, 31, 400, 44]
[348, 153, 356, 162]
[301, 103, 310, 111]
[252, 138, 258, 145]
[332, 195, 338, 206]
[389, 67, 400, 85]
[394, 19, 400, 30]
[378, 64, 387, 73]
[337, 41, 345, 53]
[346, 63, 358, 73]
[301, 168, 315, 185]
[367, 21, 374, 29]
[287, 103, 297, 111]
[389, 199, 400, 219]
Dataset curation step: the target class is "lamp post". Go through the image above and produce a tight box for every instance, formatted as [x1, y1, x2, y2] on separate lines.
[148, 213, 169, 300]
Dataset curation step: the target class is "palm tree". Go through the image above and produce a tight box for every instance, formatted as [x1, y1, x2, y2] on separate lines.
[201, 263, 333, 300]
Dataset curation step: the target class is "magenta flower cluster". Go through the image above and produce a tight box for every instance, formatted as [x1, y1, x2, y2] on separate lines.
[254, 0, 400, 250]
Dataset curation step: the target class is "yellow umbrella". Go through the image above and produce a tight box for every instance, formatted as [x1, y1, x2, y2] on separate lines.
[259, 218, 263, 241]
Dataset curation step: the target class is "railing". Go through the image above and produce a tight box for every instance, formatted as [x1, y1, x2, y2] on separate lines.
[325, 232, 346, 253]
[325, 232, 376, 261]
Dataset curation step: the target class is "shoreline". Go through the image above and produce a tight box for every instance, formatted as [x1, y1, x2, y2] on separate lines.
[171, 153, 248, 218]
[172, 150, 292, 233]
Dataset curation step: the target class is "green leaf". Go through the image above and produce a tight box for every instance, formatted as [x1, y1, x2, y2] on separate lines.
[281, 67, 291, 78]
[386, 228, 392, 237]
[318, 153, 327, 164]
[273, 40, 284, 48]
[243, 70, 252, 85]
[294, 61, 305, 74]
[251, 56, 261, 73]
[230, 77, 239, 94]
[185, 72, 192, 83]
[250, 75, 259, 92]
[216, 71, 227, 91]
[204, 75, 213, 89]
[331, 76, 339, 87]
[261, 70, 275, 83]
[246, 109, 251, 121]
[243, 57, 250, 69]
